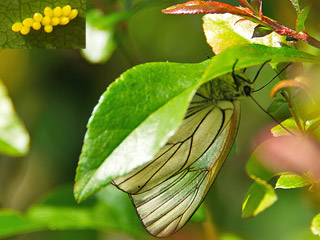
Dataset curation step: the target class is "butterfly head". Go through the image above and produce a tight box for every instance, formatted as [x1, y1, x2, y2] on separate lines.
[232, 71, 253, 98]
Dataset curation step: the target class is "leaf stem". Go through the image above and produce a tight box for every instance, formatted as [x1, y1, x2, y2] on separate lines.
[282, 90, 305, 134]
[203, 205, 218, 240]
[91, 0, 107, 13]
[261, 17, 320, 49]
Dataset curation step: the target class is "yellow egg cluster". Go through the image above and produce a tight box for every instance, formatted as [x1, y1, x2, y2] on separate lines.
[11, 5, 79, 35]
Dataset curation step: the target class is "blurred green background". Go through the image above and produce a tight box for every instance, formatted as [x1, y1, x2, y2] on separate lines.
[0, 0, 320, 239]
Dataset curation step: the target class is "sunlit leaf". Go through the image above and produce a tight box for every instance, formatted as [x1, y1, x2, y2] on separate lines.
[0, 0, 85, 49]
[242, 178, 278, 218]
[275, 173, 311, 189]
[0, 80, 30, 156]
[203, 14, 286, 54]
[296, 6, 311, 33]
[311, 213, 320, 236]
[271, 118, 299, 136]
[306, 117, 320, 140]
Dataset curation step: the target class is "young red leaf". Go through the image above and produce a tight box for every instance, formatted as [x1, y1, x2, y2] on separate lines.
[238, 0, 251, 8]
[270, 79, 309, 98]
[252, 25, 273, 38]
[250, 0, 262, 17]
[162, 1, 254, 17]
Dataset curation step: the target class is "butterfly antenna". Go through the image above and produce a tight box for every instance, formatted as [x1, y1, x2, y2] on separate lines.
[232, 59, 239, 79]
[251, 59, 271, 84]
[249, 95, 295, 136]
[253, 62, 292, 93]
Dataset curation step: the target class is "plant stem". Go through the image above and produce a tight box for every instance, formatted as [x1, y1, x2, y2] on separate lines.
[261, 16, 320, 49]
[281, 90, 305, 134]
[91, 0, 107, 13]
[203, 205, 218, 240]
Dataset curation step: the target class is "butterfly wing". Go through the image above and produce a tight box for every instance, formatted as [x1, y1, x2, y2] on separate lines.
[113, 86, 240, 237]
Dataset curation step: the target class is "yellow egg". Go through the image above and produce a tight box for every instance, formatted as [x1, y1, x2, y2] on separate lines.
[44, 7, 53, 17]
[53, 6, 62, 17]
[22, 18, 34, 27]
[62, 5, 71, 16]
[42, 16, 51, 25]
[33, 13, 43, 22]
[20, 26, 30, 35]
[59, 16, 69, 25]
[51, 17, 60, 26]
[32, 21, 41, 30]
[68, 9, 78, 20]
[44, 25, 53, 33]
[12, 22, 23, 32]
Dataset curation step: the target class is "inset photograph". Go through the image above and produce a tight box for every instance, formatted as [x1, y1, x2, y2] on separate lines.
[0, 0, 85, 49]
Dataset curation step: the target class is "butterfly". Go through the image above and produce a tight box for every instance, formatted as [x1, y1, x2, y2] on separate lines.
[112, 60, 276, 237]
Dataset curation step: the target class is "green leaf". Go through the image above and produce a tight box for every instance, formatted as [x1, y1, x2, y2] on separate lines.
[271, 118, 298, 137]
[0, 80, 30, 156]
[296, 5, 311, 33]
[242, 178, 278, 218]
[75, 44, 320, 203]
[288, 0, 301, 14]
[0, 184, 146, 239]
[202, 44, 320, 84]
[275, 173, 311, 189]
[0, 210, 44, 239]
[0, 0, 85, 49]
[202, 14, 287, 54]
[267, 98, 286, 114]
[311, 213, 320, 236]
[81, 9, 130, 64]
[246, 147, 274, 182]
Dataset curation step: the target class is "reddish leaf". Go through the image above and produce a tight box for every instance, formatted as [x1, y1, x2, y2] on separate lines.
[238, 0, 251, 8]
[162, 1, 254, 17]
[250, 0, 263, 17]
[270, 79, 309, 98]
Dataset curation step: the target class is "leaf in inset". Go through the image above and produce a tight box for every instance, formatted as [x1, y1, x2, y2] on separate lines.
[0, 0, 85, 49]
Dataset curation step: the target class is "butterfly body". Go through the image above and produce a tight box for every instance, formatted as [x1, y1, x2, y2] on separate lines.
[113, 72, 251, 237]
